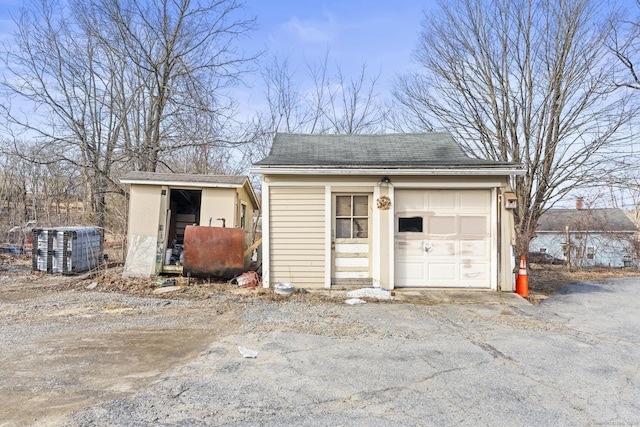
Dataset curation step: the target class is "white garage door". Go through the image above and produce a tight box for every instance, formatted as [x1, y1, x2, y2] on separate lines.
[394, 189, 492, 288]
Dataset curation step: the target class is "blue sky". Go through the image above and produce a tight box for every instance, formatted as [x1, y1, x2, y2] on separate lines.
[236, 0, 432, 113]
[1, 0, 638, 118]
[4, 0, 639, 111]
[0, 0, 431, 116]
[241, 0, 429, 75]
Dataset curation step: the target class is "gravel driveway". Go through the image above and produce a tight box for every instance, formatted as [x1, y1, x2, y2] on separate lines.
[1, 269, 639, 426]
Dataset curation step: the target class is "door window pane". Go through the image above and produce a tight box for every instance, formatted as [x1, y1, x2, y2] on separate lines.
[354, 218, 368, 238]
[336, 196, 351, 216]
[336, 219, 351, 238]
[353, 196, 368, 216]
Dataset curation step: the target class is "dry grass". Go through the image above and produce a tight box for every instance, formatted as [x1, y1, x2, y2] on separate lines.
[5, 252, 640, 305]
[72, 265, 640, 305]
[527, 264, 640, 303]
[1, 252, 338, 304]
[55, 267, 343, 304]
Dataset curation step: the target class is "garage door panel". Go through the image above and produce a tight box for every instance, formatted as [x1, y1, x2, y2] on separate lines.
[395, 240, 422, 256]
[395, 189, 493, 288]
[429, 241, 455, 256]
[460, 240, 489, 257]
[459, 191, 491, 211]
[459, 216, 488, 234]
[395, 191, 423, 211]
[429, 264, 456, 280]
[397, 262, 426, 280]
[461, 262, 489, 277]
[429, 216, 456, 234]
[428, 192, 455, 209]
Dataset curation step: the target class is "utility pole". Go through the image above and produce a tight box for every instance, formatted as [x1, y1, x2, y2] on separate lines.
[565, 225, 571, 269]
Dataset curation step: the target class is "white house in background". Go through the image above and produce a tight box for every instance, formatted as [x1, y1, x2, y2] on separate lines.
[251, 133, 525, 291]
[530, 200, 638, 268]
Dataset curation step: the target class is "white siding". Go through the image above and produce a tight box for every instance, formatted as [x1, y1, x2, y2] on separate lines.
[270, 186, 326, 287]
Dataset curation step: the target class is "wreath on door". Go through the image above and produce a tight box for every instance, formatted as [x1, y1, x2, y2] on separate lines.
[377, 195, 391, 210]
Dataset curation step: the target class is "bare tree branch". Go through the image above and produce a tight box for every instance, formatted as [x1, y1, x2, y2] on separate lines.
[394, 0, 636, 253]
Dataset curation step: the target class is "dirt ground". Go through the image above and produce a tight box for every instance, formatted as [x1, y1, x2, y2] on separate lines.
[0, 254, 344, 426]
[1, 252, 638, 426]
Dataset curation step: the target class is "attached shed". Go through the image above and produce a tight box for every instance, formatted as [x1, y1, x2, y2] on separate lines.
[251, 133, 524, 291]
[120, 172, 260, 277]
[530, 206, 638, 268]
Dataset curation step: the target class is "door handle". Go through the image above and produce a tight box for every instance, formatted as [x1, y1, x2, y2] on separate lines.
[424, 244, 431, 253]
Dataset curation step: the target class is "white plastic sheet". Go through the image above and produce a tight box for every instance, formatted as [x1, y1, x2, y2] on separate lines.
[238, 346, 259, 358]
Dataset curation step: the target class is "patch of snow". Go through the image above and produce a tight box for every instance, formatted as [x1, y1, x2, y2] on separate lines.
[346, 288, 394, 300]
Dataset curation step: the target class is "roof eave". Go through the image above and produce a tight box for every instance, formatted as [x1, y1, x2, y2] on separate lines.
[250, 166, 526, 176]
[242, 178, 261, 211]
[120, 178, 244, 188]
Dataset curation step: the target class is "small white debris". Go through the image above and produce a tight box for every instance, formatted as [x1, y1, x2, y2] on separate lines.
[86, 282, 98, 290]
[346, 288, 394, 300]
[238, 346, 258, 358]
[345, 298, 366, 305]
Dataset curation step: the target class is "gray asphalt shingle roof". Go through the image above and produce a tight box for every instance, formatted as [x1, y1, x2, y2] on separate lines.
[253, 133, 520, 168]
[537, 208, 637, 233]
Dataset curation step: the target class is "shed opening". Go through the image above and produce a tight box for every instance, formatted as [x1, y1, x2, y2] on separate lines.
[169, 189, 202, 242]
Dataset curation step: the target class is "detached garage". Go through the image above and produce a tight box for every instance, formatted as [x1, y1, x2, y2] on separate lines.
[251, 133, 524, 291]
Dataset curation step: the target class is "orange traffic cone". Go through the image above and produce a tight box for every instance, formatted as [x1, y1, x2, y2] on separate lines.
[516, 255, 529, 297]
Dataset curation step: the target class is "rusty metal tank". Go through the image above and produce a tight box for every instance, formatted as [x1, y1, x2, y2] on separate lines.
[183, 225, 245, 279]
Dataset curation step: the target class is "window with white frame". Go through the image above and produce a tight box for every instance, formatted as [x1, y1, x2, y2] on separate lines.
[335, 195, 369, 239]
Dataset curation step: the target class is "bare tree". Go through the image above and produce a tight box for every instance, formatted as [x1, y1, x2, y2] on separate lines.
[322, 64, 386, 134]
[607, 1, 640, 90]
[0, 0, 121, 228]
[0, 0, 256, 229]
[80, 0, 256, 172]
[394, 0, 636, 254]
[0, 140, 83, 236]
[248, 52, 387, 165]
[261, 55, 313, 134]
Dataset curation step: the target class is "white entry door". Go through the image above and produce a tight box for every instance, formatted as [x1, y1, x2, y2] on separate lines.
[332, 193, 372, 286]
[394, 189, 492, 288]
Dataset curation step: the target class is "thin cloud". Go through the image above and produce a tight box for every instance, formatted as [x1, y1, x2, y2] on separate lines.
[279, 15, 336, 44]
